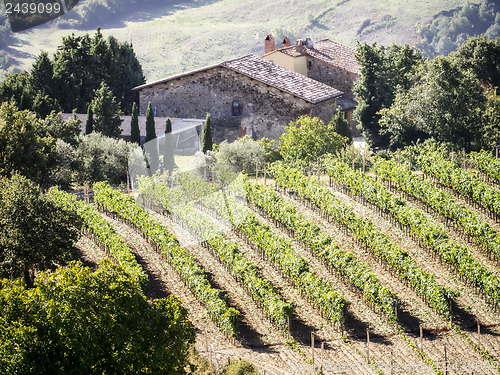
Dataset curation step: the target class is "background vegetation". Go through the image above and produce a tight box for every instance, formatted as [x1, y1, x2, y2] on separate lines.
[0, 0, 492, 82]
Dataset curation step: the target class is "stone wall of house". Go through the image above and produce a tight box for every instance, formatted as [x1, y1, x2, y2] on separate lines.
[138, 67, 337, 142]
[306, 57, 358, 99]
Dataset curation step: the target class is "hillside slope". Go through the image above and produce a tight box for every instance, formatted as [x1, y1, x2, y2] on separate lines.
[4, 0, 480, 82]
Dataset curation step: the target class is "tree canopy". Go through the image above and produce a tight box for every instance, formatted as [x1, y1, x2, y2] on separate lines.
[91, 82, 123, 138]
[0, 28, 144, 115]
[354, 43, 422, 149]
[0, 260, 195, 374]
[279, 116, 347, 165]
[0, 174, 81, 287]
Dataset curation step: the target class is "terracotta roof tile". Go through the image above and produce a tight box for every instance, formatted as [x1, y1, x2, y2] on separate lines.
[276, 39, 359, 75]
[221, 55, 342, 103]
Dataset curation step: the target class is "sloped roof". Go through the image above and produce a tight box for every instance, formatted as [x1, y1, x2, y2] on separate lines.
[265, 39, 360, 75]
[221, 55, 342, 103]
[133, 54, 342, 104]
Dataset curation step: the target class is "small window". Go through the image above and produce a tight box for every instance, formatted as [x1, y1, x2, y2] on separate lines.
[307, 61, 312, 69]
[232, 101, 242, 116]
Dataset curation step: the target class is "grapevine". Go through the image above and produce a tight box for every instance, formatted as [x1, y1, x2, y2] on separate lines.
[269, 162, 456, 319]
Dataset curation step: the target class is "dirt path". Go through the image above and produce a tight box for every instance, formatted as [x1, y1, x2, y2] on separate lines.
[74, 233, 106, 268]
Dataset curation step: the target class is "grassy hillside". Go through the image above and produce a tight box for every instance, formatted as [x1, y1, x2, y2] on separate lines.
[5, 0, 480, 82]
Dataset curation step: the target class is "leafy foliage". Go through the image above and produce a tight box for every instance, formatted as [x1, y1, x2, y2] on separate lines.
[130, 102, 140, 145]
[326, 157, 500, 306]
[197, 179, 347, 325]
[138, 174, 293, 330]
[163, 117, 175, 174]
[0, 260, 194, 375]
[217, 136, 265, 174]
[47, 187, 149, 293]
[420, 149, 500, 220]
[379, 56, 486, 150]
[0, 174, 81, 287]
[93, 181, 240, 336]
[75, 132, 132, 185]
[244, 179, 397, 320]
[91, 82, 123, 138]
[0, 102, 50, 184]
[416, 0, 500, 57]
[270, 161, 456, 318]
[279, 116, 347, 165]
[85, 105, 94, 134]
[329, 110, 352, 144]
[145, 101, 159, 173]
[1, 29, 144, 114]
[353, 43, 422, 149]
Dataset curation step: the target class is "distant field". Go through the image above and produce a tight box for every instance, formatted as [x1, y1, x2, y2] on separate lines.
[7, 0, 479, 82]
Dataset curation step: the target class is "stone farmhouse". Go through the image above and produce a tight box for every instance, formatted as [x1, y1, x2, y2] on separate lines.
[262, 36, 359, 127]
[133, 36, 359, 142]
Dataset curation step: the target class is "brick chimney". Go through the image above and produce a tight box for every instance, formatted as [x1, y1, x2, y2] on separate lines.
[264, 34, 275, 54]
[281, 36, 291, 48]
[296, 39, 306, 54]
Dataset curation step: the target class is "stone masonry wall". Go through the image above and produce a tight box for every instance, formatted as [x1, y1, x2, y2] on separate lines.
[138, 67, 338, 142]
[306, 57, 358, 99]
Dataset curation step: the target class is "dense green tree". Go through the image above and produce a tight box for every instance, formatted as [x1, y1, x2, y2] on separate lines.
[452, 35, 500, 87]
[91, 82, 122, 138]
[107, 36, 145, 114]
[354, 43, 422, 149]
[75, 132, 132, 185]
[37, 111, 81, 147]
[163, 117, 175, 175]
[130, 102, 140, 144]
[379, 56, 486, 150]
[0, 72, 32, 109]
[480, 85, 500, 150]
[85, 105, 94, 134]
[279, 116, 347, 165]
[0, 260, 195, 374]
[53, 33, 95, 112]
[217, 136, 265, 173]
[416, 0, 500, 57]
[201, 112, 213, 153]
[0, 102, 48, 183]
[145, 102, 156, 142]
[329, 110, 352, 144]
[30, 52, 55, 98]
[0, 174, 81, 287]
[31, 92, 60, 118]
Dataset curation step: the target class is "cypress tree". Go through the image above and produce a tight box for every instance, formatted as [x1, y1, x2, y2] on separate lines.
[201, 113, 213, 153]
[85, 105, 94, 134]
[145, 102, 158, 173]
[145, 102, 156, 142]
[130, 102, 140, 145]
[163, 117, 175, 175]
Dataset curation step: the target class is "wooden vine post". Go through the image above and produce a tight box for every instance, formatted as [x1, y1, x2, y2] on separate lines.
[366, 328, 370, 363]
[311, 332, 315, 373]
[420, 325, 423, 356]
[264, 163, 267, 185]
[477, 321, 481, 350]
[320, 342, 324, 372]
